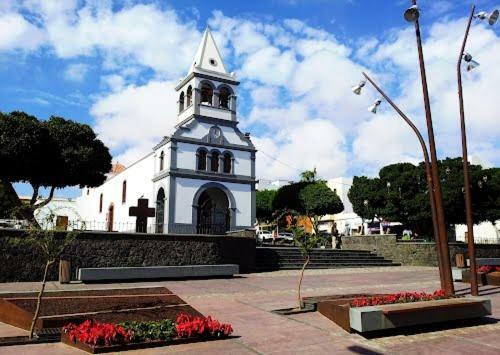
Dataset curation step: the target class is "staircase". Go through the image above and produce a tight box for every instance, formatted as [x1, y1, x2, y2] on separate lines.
[256, 247, 400, 271]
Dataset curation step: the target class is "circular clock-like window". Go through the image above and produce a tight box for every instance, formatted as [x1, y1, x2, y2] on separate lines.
[209, 58, 217, 66]
[210, 126, 221, 139]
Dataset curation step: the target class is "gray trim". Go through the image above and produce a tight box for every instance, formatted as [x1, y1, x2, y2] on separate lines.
[168, 168, 256, 185]
[167, 175, 176, 232]
[176, 72, 239, 91]
[191, 182, 237, 232]
[251, 184, 256, 226]
[154, 136, 170, 150]
[174, 136, 256, 153]
[250, 151, 256, 178]
[170, 140, 177, 170]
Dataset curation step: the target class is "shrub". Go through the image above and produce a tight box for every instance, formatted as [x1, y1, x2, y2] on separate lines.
[477, 265, 500, 274]
[120, 319, 175, 342]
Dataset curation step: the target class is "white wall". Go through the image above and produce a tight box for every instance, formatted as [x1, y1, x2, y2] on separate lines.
[173, 177, 252, 227]
[76, 153, 155, 231]
[455, 221, 500, 244]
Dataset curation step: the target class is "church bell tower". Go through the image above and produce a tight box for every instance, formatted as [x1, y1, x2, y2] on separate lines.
[175, 28, 239, 124]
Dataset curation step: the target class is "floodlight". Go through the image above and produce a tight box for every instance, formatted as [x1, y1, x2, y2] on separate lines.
[352, 80, 366, 95]
[475, 9, 499, 25]
[404, 5, 420, 22]
[463, 53, 480, 71]
[368, 99, 382, 114]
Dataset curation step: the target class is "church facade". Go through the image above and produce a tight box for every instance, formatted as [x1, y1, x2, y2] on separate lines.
[77, 29, 257, 234]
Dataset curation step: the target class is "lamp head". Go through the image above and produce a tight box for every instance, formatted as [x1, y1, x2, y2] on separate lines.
[352, 80, 366, 95]
[463, 52, 480, 71]
[368, 99, 382, 114]
[476, 9, 499, 25]
[404, 5, 420, 22]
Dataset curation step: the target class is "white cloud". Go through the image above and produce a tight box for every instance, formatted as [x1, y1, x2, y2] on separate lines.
[0, 12, 45, 51]
[64, 63, 89, 82]
[90, 80, 178, 164]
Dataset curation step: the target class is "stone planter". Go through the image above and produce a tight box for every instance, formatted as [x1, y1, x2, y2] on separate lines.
[318, 297, 491, 333]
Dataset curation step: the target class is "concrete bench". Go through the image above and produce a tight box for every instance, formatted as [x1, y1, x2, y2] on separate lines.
[77, 264, 239, 282]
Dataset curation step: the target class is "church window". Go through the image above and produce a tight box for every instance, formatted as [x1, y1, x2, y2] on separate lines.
[211, 151, 220, 172]
[197, 149, 207, 171]
[186, 86, 192, 106]
[179, 91, 185, 112]
[122, 180, 127, 204]
[201, 84, 213, 105]
[99, 193, 103, 213]
[219, 87, 230, 109]
[223, 152, 232, 173]
[159, 151, 164, 171]
[87, 189, 89, 195]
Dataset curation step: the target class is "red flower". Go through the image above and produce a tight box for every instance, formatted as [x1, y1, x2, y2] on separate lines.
[175, 313, 233, 338]
[63, 320, 132, 346]
[350, 290, 451, 307]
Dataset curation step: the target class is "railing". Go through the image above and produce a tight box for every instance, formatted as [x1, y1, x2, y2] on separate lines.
[0, 219, 235, 236]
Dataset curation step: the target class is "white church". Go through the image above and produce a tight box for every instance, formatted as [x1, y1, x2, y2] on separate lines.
[77, 29, 257, 234]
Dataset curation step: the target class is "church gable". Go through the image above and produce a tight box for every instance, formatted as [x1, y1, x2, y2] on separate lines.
[173, 119, 254, 150]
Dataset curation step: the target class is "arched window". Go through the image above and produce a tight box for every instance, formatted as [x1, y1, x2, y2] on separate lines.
[223, 152, 232, 173]
[219, 87, 230, 109]
[186, 86, 192, 106]
[201, 84, 213, 105]
[210, 151, 220, 172]
[159, 151, 164, 171]
[87, 189, 89, 195]
[122, 180, 127, 204]
[99, 193, 103, 213]
[179, 92, 185, 112]
[197, 149, 207, 171]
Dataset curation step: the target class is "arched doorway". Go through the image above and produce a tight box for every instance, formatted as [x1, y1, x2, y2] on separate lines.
[156, 188, 165, 233]
[196, 187, 230, 235]
[107, 204, 114, 232]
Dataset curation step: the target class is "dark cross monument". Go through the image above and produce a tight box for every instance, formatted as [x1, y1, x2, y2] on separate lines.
[129, 198, 155, 233]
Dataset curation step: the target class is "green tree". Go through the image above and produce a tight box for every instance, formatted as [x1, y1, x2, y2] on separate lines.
[300, 168, 317, 182]
[256, 189, 277, 224]
[0, 112, 112, 221]
[349, 158, 499, 236]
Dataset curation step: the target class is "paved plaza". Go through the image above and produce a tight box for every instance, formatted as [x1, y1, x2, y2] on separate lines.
[1, 266, 500, 354]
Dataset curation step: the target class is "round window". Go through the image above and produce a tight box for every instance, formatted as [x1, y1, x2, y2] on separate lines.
[209, 58, 217, 66]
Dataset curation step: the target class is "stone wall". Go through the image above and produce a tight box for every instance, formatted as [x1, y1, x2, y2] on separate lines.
[0, 229, 255, 282]
[342, 234, 500, 266]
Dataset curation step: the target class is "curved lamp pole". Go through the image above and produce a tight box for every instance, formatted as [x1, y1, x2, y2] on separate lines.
[361, 72, 445, 289]
[406, 0, 454, 295]
[456, 4, 499, 296]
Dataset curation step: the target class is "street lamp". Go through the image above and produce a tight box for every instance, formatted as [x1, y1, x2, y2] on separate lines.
[352, 80, 366, 95]
[405, 0, 454, 295]
[456, 5, 498, 296]
[463, 53, 480, 71]
[368, 99, 382, 113]
[352, 72, 445, 289]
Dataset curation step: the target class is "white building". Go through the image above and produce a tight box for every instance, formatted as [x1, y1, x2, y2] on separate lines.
[455, 221, 500, 244]
[18, 196, 80, 230]
[77, 28, 257, 234]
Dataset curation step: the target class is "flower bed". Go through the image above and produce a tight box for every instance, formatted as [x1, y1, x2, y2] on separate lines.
[477, 266, 500, 274]
[350, 290, 451, 307]
[62, 314, 233, 353]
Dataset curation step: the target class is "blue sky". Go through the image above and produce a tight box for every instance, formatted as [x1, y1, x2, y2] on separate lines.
[1, 0, 499, 198]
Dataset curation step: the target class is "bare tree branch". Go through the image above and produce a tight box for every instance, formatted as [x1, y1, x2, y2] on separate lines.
[35, 186, 56, 209]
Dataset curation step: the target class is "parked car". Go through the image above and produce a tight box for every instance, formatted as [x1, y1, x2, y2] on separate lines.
[278, 232, 294, 243]
[256, 230, 273, 244]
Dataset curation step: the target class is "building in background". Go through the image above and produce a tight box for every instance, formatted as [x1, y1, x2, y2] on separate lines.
[76, 28, 256, 235]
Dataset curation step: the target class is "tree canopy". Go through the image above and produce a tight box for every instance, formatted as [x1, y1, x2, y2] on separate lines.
[0, 111, 112, 218]
[256, 189, 277, 223]
[273, 180, 344, 233]
[348, 158, 500, 235]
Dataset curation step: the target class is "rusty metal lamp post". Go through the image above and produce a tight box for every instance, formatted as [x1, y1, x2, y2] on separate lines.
[352, 75, 445, 289]
[456, 6, 499, 296]
[404, 0, 454, 295]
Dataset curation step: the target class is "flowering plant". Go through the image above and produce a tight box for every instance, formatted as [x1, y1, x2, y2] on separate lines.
[350, 290, 450, 308]
[63, 320, 133, 346]
[175, 313, 233, 338]
[476, 265, 500, 274]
